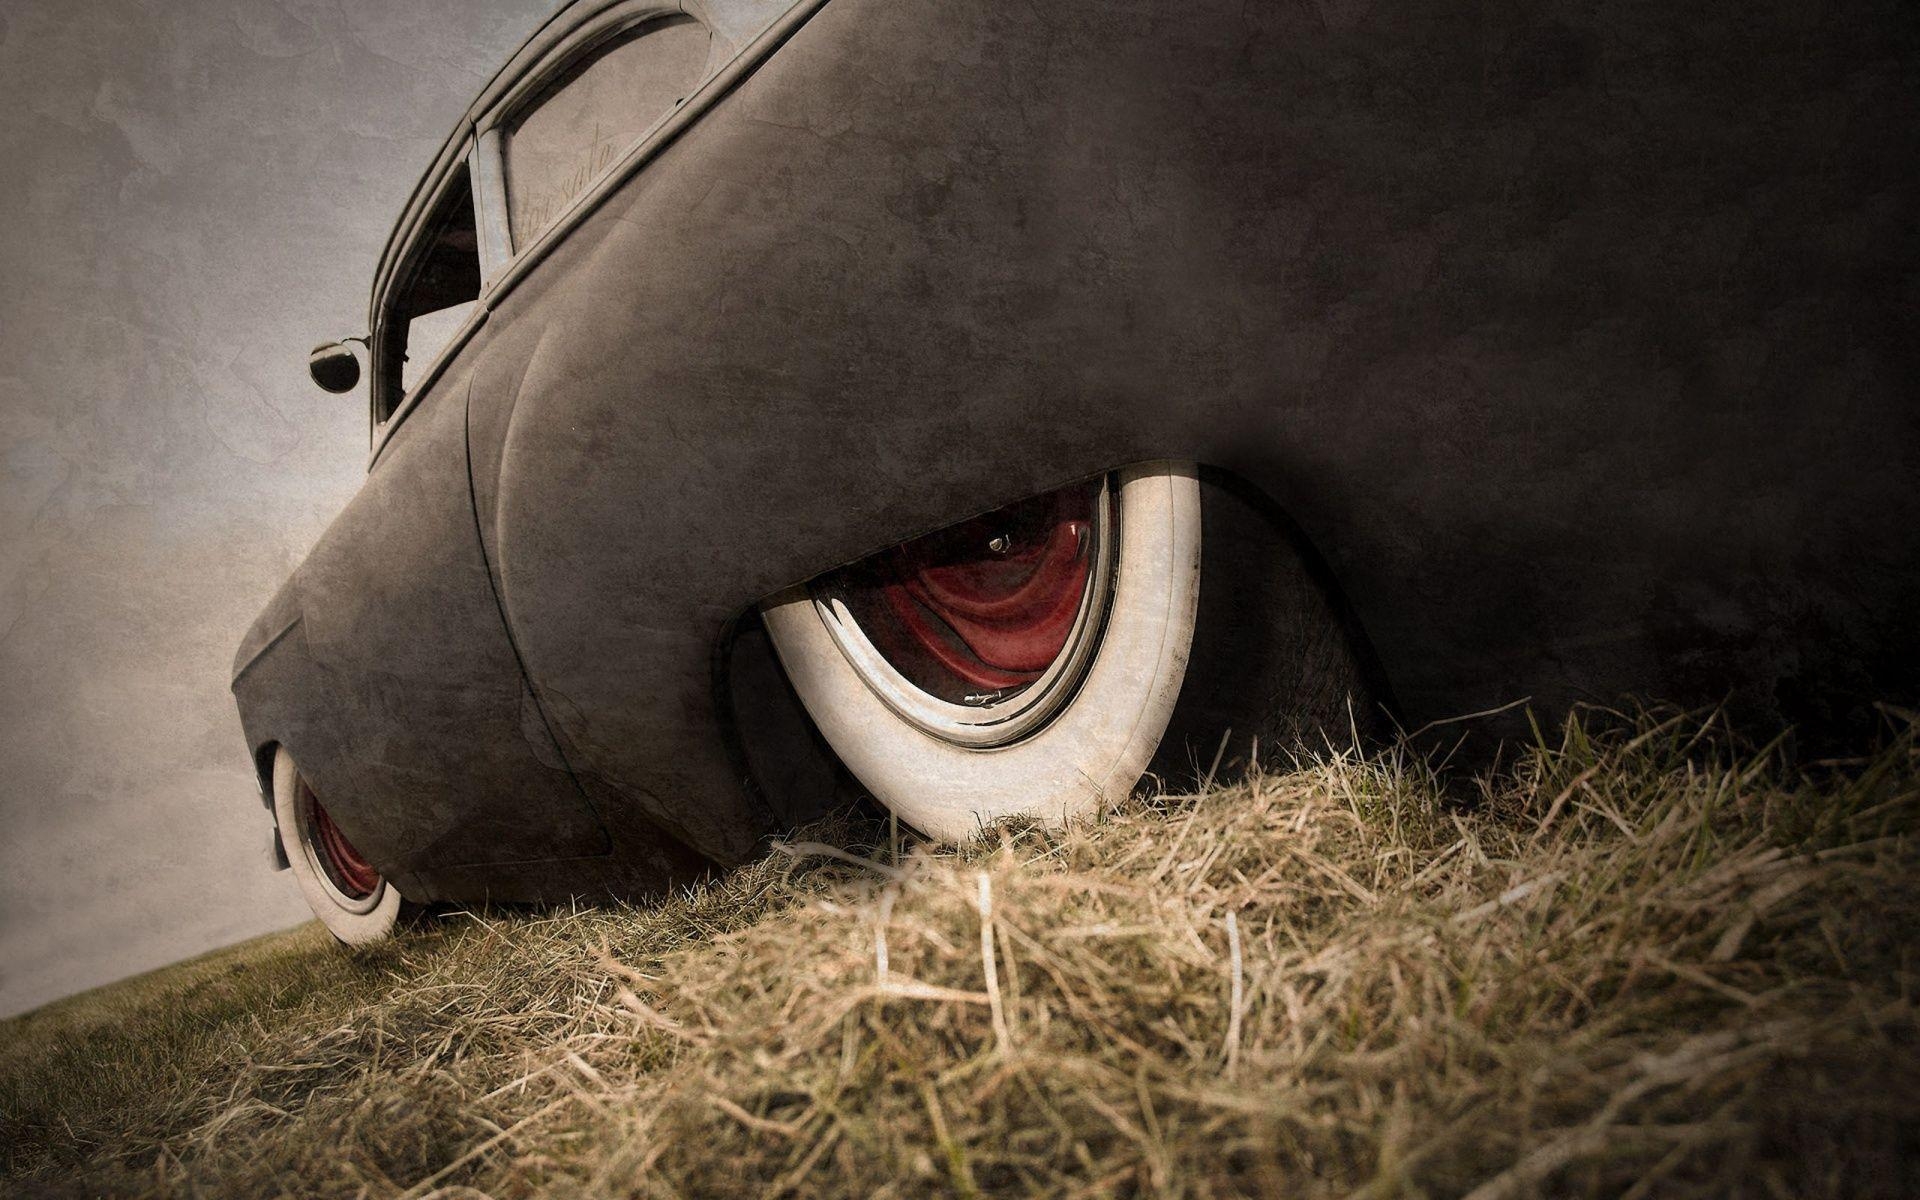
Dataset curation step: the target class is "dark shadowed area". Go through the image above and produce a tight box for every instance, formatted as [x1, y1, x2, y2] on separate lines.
[0, 0, 558, 1017]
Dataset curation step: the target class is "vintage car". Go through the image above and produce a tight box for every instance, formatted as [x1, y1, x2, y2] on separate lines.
[235, 0, 1916, 942]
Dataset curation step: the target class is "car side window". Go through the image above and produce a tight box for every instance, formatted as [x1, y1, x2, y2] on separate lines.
[502, 16, 711, 248]
[377, 165, 482, 422]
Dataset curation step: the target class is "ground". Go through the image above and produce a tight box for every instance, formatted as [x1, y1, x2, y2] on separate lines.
[3, 708, 1916, 1198]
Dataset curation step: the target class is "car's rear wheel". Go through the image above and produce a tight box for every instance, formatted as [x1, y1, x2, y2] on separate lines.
[762, 462, 1203, 840]
[272, 746, 410, 945]
[761, 462, 1387, 839]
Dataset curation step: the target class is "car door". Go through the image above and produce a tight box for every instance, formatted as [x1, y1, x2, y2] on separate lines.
[289, 149, 611, 877]
[457, 5, 790, 866]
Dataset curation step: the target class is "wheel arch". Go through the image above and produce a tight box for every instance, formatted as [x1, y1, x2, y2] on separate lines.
[725, 458, 1402, 820]
[252, 739, 280, 811]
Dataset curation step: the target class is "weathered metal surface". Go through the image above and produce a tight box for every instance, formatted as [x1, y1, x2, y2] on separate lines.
[237, 0, 1920, 901]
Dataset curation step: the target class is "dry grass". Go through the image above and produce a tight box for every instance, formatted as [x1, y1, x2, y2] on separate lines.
[3, 706, 1916, 1197]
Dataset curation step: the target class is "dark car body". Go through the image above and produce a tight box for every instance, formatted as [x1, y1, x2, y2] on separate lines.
[234, 0, 1919, 904]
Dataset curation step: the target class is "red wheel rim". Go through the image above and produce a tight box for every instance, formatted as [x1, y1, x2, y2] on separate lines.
[304, 783, 380, 900]
[829, 482, 1101, 702]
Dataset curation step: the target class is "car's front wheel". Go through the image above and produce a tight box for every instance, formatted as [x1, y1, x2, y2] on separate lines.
[762, 462, 1203, 841]
[272, 745, 411, 945]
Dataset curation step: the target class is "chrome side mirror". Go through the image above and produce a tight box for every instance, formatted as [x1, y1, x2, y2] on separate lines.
[308, 341, 362, 393]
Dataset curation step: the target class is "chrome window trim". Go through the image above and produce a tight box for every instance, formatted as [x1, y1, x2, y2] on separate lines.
[470, 127, 514, 283]
[367, 131, 482, 457]
[464, 1, 685, 275]
[368, 0, 829, 469]
[369, 119, 476, 337]
[482, 3, 686, 140]
[470, 0, 827, 302]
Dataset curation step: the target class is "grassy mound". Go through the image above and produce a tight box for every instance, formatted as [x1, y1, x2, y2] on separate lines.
[3, 709, 1916, 1197]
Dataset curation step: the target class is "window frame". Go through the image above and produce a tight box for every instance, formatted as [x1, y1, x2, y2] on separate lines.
[366, 131, 490, 448]
[364, 0, 830, 468]
[471, 3, 695, 281]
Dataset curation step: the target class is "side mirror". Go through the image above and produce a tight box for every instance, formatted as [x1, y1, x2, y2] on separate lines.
[308, 341, 362, 394]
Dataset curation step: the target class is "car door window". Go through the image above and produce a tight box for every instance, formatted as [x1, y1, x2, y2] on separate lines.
[502, 16, 711, 247]
[377, 164, 482, 421]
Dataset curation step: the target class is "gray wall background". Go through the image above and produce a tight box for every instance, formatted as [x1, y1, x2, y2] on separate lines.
[0, 0, 557, 1018]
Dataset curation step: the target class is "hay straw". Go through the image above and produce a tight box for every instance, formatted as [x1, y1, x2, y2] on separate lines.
[4, 706, 1915, 1198]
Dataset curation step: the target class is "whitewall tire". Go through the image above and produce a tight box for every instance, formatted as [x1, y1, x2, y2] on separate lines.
[763, 462, 1202, 841]
[272, 745, 408, 946]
